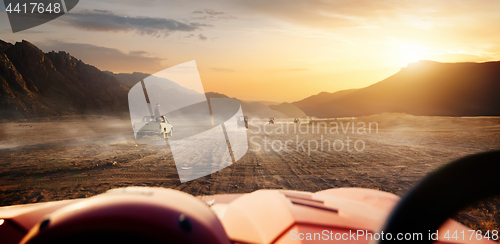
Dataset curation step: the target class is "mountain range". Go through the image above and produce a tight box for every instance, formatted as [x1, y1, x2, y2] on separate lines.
[293, 60, 500, 117]
[108, 73, 288, 119]
[0, 40, 129, 119]
[0, 39, 288, 120]
[1, 39, 499, 120]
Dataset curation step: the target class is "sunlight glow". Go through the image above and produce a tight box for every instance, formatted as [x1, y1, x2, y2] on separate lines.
[399, 44, 425, 65]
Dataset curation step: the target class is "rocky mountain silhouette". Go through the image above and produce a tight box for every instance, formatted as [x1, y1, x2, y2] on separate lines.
[0, 40, 129, 119]
[103, 71, 150, 89]
[293, 60, 500, 118]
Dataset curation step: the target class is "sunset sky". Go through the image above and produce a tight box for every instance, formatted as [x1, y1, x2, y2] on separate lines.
[1, 0, 499, 102]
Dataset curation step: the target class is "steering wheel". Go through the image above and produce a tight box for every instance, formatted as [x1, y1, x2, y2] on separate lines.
[379, 150, 500, 244]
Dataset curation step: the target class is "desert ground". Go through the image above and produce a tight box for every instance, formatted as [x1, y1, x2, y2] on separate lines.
[0, 114, 499, 233]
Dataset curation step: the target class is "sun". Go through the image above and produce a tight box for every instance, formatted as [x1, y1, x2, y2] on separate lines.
[399, 44, 425, 65]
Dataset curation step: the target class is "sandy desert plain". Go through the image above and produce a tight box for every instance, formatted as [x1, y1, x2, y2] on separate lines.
[0, 113, 499, 233]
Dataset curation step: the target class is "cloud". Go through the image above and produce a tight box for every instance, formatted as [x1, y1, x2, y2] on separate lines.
[228, 0, 374, 29]
[230, 0, 500, 30]
[210, 68, 235, 73]
[198, 34, 208, 41]
[59, 9, 212, 37]
[193, 9, 225, 15]
[129, 50, 148, 56]
[37, 40, 165, 73]
[191, 8, 237, 21]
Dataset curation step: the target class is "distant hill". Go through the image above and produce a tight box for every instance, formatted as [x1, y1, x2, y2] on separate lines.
[268, 102, 306, 118]
[0, 40, 129, 119]
[206, 92, 287, 119]
[107, 73, 288, 119]
[246, 100, 280, 106]
[293, 89, 358, 115]
[293, 60, 500, 117]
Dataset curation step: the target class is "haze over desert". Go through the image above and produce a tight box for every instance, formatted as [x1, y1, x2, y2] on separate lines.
[0, 114, 498, 231]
